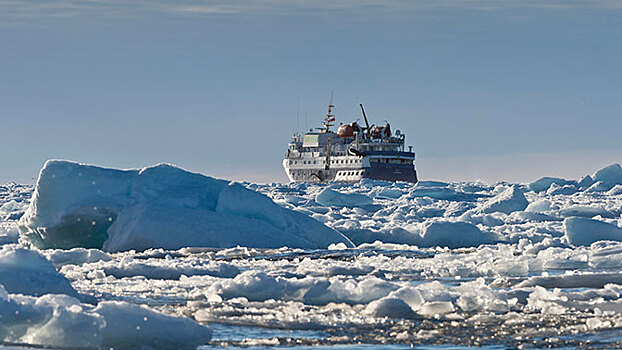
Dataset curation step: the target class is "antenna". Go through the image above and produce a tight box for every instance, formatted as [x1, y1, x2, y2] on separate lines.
[296, 101, 300, 132]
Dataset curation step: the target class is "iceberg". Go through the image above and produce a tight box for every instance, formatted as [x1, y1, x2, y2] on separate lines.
[608, 185, 622, 195]
[529, 177, 573, 193]
[0, 225, 18, 245]
[564, 217, 622, 246]
[592, 163, 622, 185]
[417, 221, 499, 248]
[546, 183, 578, 195]
[525, 199, 552, 213]
[408, 187, 481, 201]
[577, 175, 595, 188]
[0, 289, 212, 349]
[315, 188, 373, 207]
[558, 206, 615, 218]
[516, 272, 622, 289]
[364, 297, 418, 319]
[479, 186, 528, 214]
[19, 160, 353, 252]
[0, 245, 78, 297]
[586, 181, 614, 192]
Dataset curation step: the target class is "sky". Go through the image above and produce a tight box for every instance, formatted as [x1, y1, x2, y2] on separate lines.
[1, 0, 621, 184]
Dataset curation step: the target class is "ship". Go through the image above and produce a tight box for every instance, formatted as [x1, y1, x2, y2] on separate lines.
[283, 103, 418, 183]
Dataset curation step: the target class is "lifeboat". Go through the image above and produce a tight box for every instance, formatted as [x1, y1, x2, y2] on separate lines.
[337, 123, 355, 138]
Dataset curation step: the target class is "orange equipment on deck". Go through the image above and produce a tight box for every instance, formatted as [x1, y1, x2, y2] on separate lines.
[337, 124, 355, 138]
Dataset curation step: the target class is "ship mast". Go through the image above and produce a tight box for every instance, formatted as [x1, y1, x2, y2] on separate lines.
[322, 104, 335, 133]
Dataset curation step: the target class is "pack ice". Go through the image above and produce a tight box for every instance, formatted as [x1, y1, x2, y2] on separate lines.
[0, 287, 212, 349]
[4, 162, 622, 349]
[0, 242, 212, 349]
[18, 160, 352, 252]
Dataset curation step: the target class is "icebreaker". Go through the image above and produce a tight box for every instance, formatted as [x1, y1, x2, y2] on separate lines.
[19, 160, 353, 251]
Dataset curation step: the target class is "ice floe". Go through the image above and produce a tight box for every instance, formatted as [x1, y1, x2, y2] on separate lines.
[315, 188, 373, 207]
[564, 217, 622, 246]
[19, 160, 352, 251]
[0, 245, 77, 297]
[529, 177, 574, 193]
[2, 161, 622, 348]
[0, 289, 212, 349]
[417, 221, 499, 248]
[593, 163, 622, 185]
[478, 185, 528, 214]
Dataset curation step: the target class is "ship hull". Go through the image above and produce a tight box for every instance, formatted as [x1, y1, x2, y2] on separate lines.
[363, 163, 418, 183]
[283, 159, 417, 184]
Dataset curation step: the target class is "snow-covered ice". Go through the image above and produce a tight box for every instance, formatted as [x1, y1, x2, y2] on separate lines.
[564, 217, 622, 246]
[0, 245, 78, 297]
[0, 244, 212, 349]
[3, 161, 622, 348]
[0, 290, 212, 349]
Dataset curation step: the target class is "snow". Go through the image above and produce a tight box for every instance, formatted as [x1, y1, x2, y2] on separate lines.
[558, 205, 615, 218]
[364, 297, 418, 319]
[315, 188, 373, 207]
[529, 177, 573, 192]
[564, 217, 622, 246]
[478, 185, 528, 214]
[408, 185, 482, 201]
[593, 163, 622, 185]
[417, 301, 455, 316]
[41, 247, 111, 267]
[578, 174, 595, 188]
[19, 160, 352, 251]
[3, 161, 622, 348]
[587, 180, 615, 192]
[417, 221, 498, 248]
[0, 225, 18, 245]
[60, 253, 240, 280]
[0, 245, 78, 297]
[94, 301, 212, 349]
[0, 291, 212, 349]
[525, 199, 552, 212]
